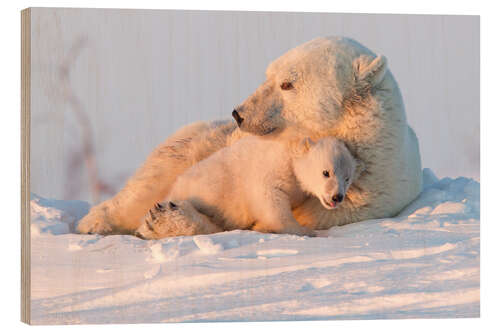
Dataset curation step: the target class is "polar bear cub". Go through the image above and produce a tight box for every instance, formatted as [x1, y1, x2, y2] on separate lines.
[135, 135, 358, 240]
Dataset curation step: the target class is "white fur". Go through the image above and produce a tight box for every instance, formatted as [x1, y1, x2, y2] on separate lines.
[134, 136, 356, 239]
[135, 201, 222, 239]
[77, 36, 422, 235]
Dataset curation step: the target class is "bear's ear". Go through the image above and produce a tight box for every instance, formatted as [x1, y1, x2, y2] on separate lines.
[353, 158, 366, 180]
[354, 55, 387, 87]
[298, 137, 315, 154]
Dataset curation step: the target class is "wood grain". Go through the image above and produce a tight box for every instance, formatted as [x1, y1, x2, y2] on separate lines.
[21, 7, 31, 325]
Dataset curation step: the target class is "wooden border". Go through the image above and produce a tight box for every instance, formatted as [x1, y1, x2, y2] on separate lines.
[21, 7, 31, 325]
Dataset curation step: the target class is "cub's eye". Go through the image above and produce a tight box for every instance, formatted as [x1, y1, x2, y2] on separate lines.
[280, 81, 294, 90]
[323, 170, 330, 178]
[168, 201, 178, 210]
[345, 177, 350, 182]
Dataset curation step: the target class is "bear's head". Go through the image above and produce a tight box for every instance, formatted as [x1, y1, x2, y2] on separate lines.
[293, 137, 363, 210]
[232, 37, 388, 136]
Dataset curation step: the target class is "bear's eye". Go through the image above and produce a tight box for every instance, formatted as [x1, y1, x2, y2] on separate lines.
[168, 201, 178, 210]
[345, 177, 350, 183]
[280, 81, 294, 90]
[323, 170, 330, 178]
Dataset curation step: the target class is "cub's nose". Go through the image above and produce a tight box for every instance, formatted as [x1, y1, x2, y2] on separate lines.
[232, 110, 244, 126]
[332, 194, 344, 203]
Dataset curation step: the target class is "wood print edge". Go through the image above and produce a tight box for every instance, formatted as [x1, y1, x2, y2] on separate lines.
[21, 7, 31, 325]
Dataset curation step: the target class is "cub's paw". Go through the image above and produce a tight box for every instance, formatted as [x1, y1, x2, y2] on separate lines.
[294, 226, 317, 237]
[76, 207, 114, 235]
[280, 223, 317, 237]
[253, 222, 316, 237]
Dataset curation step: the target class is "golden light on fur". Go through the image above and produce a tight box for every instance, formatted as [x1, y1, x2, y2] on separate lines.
[78, 36, 422, 235]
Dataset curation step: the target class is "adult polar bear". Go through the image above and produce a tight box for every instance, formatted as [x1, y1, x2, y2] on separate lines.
[77, 36, 422, 235]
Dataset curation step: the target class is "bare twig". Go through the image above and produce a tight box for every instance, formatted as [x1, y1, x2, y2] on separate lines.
[58, 37, 115, 204]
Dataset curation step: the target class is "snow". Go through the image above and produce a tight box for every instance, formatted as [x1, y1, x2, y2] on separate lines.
[29, 169, 479, 324]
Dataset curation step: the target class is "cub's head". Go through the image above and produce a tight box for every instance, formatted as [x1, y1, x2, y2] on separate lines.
[232, 37, 388, 136]
[293, 137, 363, 210]
[135, 201, 209, 240]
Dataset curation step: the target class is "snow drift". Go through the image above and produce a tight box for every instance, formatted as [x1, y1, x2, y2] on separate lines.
[29, 169, 479, 324]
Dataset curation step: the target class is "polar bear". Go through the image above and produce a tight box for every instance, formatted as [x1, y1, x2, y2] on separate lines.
[77, 36, 422, 235]
[134, 135, 359, 240]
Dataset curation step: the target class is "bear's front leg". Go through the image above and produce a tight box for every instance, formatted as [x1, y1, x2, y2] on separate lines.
[77, 120, 236, 235]
[252, 190, 316, 237]
[76, 139, 197, 235]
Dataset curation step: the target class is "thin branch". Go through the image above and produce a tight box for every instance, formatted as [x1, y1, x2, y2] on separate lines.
[58, 37, 114, 204]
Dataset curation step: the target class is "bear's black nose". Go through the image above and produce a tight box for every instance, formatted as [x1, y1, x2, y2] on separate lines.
[232, 110, 244, 126]
[332, 194, 344, 203]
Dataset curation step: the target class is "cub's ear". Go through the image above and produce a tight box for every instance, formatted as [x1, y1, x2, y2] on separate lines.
[298, 137, 315, 154]
[354, 55, 387, 87]
[354, 158, 366, 180]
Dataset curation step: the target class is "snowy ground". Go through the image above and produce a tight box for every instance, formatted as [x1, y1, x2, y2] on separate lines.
[29, 169, 479, 325]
